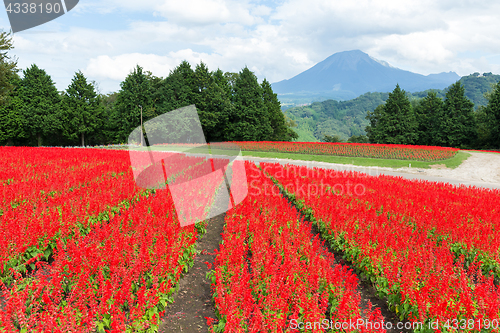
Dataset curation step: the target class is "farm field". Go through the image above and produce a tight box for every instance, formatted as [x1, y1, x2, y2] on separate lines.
[1, 144, 500, 332]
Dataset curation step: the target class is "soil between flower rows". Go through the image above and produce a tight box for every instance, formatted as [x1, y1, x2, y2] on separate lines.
[158, 213, 225, 333]
[158, 173, 412, 333]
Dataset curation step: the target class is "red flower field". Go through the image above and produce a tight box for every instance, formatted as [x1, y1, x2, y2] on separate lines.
[219, 141, 459, 161]
[1, 144, 498, 332]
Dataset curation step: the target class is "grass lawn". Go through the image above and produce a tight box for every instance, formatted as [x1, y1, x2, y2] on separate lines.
[240, 150, 471, 169]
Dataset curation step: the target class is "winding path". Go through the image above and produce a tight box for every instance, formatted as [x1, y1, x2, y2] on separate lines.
[242, 151, 500, 190]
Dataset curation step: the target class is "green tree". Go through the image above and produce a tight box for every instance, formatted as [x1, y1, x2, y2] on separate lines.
[94, 92, 120, 145]
[192, 63, 231, 142]
[365, 104, 385, 143]
[322, 134, 343, 143]
[482, 81, 500, 148]
[365, 84, 418, 144]
[19, 64, 62, 146]
[227, 67, 273, 141]
[0, 30, 18, 106]
[438, 81, 477, 148]
[156, 61, 196, 113]
[475, 106, 494, 148]
[347, 135, 369, 143]
[0, 30, 23, 145]
[283, 114, 299, 141]
[114, 65, 156, 143]
[414, 91, 443, 146]
[261, 79, 292, 141]
[0, 74, 27, 145]
[224, 72, 239, 89]
[62, 70, 104, 146]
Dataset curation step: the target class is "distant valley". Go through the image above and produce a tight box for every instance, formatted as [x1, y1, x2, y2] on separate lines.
[283, 72, 500, 142]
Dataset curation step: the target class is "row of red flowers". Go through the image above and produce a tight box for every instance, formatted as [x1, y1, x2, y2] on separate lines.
[0, 147, 144, 286]
[208, 161, 384, 333]
[213, 141, 459, 161]
[262, 162, 500, 332]
[259, 163, 500, 281]
[0, 186, 199, 331]
[0, 147, 226, 331]
[0, 149, 133, 214]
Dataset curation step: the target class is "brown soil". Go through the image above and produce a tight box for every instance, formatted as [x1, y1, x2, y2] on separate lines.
[158, 213, 224, 333]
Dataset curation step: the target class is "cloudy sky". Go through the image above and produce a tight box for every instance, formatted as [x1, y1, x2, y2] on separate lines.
[1, 0, 500, 94]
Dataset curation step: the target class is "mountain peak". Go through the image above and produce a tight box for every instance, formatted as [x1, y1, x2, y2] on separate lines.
[320, 50, 372, 71]
[272, 50, 460, 101]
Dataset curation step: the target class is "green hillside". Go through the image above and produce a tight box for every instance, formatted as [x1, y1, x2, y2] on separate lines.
[286, 73, 500, 142]
[285, 92, 388, 142]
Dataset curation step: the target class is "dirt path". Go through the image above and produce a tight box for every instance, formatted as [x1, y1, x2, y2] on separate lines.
[158, 214, 224, 333]
[242, 151, 500, 189]
[399, 151, 500, 183]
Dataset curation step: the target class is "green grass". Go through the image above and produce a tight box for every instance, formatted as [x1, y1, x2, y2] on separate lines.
[101, 144, 472, 169]
[241, 150, 471, 169]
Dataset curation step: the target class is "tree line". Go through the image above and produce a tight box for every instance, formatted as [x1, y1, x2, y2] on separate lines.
[365, 81, 500, 149]
[0, 31, 297, 147]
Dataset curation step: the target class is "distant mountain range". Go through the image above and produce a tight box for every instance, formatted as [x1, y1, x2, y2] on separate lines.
[272, 50, 461, 106]
[284, 72, 500, 142]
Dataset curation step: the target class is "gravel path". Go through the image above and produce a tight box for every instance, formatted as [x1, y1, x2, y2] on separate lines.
[401, 151, 500, 183]
[242, 151, 500, 190]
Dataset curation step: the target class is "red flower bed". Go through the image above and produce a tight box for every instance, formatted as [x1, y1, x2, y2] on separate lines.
[0, 147, 226, 331]
[262, 162, 500, 332]
[209, 161, 384, 333]
[215, 141, 458, 161]
[0, 187, 199, 331]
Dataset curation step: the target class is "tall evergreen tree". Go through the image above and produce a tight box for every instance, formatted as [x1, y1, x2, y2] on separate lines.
[0, 31, 24, 145]
[439, 81, 477, 148]
[62, 70, 104, 146]
[95, 92, 119, 145]
[0, 74, 26, 145]
[475, 106, 494, 148]
[365, 84, 418, 144]
[227, 67, 273, 141]
[0, 30, 18, 106]
[365, 104, 384, 143]
[483, 81, 500, 148]
[156, 61, 197, 113]
[214, 68, 233, 99]
[19, 64, 62, 146]
[192, 63, 231, 142]
[261, 78, 293, 141]
[414, 91, 443, 146]
[114, 65, 156, 143]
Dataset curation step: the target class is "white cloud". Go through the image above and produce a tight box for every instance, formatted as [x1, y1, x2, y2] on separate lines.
[263, 0, 500, 78]
[84, 50, 226, 82]
[157, 0, 234, 25]
[5, 0, 500, 94]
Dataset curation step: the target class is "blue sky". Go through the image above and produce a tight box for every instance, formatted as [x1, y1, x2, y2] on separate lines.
[2, 0, 500, 94]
